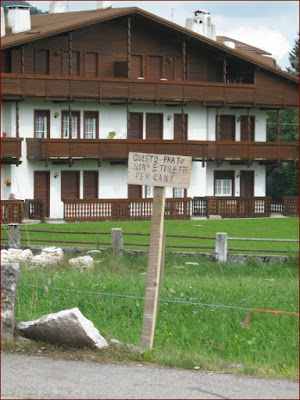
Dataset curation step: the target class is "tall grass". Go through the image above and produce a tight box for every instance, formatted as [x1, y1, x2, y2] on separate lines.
[15, 251, 299, 379]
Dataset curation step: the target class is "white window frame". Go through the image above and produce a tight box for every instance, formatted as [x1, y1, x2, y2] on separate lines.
[63, 113, 79, 139]
[146, 185, 154, 198]
[215, 179, 232, 196]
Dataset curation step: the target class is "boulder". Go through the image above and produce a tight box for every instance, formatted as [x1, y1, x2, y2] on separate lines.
[16, 307, 109, 349]
[31, 247, 64, 265]
[69, 255, 94, 271]
[1, 263, 21, 339]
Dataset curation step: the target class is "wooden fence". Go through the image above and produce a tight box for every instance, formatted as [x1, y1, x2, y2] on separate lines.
[192, 196, 299, 218]
[1, 226, 298, 257]
[1, 200, 24, 224]
[63, 198, 191, 222]
[1, 196, 298, 225]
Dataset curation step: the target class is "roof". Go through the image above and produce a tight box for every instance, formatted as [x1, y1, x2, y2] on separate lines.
[217, 36, 272, 56]
[1, 6, 298, 84]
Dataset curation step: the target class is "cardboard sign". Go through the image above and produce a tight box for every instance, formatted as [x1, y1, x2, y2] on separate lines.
[127, 152, 192, 189]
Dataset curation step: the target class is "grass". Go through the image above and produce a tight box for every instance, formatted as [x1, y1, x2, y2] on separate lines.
[8, 250, 299, 380]
[1, 217, 299, 254]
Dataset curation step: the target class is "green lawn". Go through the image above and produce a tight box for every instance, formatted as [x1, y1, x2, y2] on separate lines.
[13, 251, 299, 380]
[1, 217, 299, 254]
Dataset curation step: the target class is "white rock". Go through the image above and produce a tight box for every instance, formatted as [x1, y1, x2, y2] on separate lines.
[16, 307, 109, 349]
[69, 256, 94, 271]
[87, 250, 102, 255]
[19, 249, 33, 260]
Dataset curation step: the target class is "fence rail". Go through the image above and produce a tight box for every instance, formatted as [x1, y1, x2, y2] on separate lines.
[1, 226, 298, 258]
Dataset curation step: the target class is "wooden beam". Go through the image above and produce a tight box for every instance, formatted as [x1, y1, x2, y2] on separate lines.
[141, 186, 166, 349]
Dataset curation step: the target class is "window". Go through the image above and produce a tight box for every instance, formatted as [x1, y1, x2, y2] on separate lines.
[34, 110, 50, 138]
[173, 188, 185, 198]
[62, 112, 80, 139]
[84, 112, 98, 139]
[146, 186, 154, 198]
[214, 171, 234, 196]
[215, 179, 232, 196]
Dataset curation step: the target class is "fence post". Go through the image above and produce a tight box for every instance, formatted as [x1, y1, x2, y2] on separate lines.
[111, 228, 123, 256]
[215, 232, 227, 262]
[8, 223, 20, 249]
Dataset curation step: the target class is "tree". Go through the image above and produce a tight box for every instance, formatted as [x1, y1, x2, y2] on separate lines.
[266, 35, 299, 197]
[287, 35, 299, 76]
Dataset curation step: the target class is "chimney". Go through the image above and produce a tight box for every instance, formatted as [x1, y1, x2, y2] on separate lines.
[1, 7, 5, 37]
[186, 10, 216, 40]
[7, 5, 31, 34]
[97, 2, 112, 10]
[49, 1, 66, 14]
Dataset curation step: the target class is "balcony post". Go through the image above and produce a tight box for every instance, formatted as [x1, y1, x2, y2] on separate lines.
[276, 110, 280, 142]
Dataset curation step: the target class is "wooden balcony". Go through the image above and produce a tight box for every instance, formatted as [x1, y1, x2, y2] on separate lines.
[1, 137, 23, 164]
[1, 73, 298, 108]
[26, 138, 298, 166]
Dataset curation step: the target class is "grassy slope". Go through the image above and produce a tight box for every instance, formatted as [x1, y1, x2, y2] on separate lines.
[13, 252, 299, 380]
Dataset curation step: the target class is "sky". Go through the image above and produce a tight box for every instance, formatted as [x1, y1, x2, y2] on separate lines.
[29, 1, 299, 70]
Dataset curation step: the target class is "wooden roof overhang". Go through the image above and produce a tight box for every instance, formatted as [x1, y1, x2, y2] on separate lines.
[1, 6, 298, 85]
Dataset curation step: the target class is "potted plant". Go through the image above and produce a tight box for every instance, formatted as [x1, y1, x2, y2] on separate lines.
[108, 131, 117, 139]
[4, 179, 11, 186]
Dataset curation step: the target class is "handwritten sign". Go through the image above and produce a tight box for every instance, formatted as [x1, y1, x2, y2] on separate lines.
[127, 152, 192, 189]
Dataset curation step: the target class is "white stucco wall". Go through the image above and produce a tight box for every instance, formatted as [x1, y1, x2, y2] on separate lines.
[1, 100, 268, 219]
[206, 162, 266, 197]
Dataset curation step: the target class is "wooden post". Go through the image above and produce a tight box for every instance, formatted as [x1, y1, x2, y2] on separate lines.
[141, 186, 166, 348]
[127, 152, 192, 349]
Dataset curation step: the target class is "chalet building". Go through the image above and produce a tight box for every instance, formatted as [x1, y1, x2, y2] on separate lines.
[1, 2, 299, 223]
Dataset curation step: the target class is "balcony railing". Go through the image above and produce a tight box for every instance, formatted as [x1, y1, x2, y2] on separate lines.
[64, 198, 191, 222]
[192, 196, 299, 218]
[1, 137, 23, 164]
[1, 74, 298, 108]
[26, 138, 298, 165]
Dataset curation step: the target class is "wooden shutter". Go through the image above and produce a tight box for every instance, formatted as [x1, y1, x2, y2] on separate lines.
[241, 116, 255, 141]
[164, 56, 175, 80]
[128, 185, 142, 199]
[63, 51, 80, 76]
[240, 171, 254, 197]
[85, 52, 98, 76]
[217, 115, 235, 141]
[174, 114, 188, 140]
[61, 171, 80, 200]
[128, 113, 143, 139]
[35, 50, 49, 75]
[83, 171, 98, 199]
[147, 56, 162, 80]
[146, 113, 163, 139]
[131, 55, 143, 78]
[34, 171, 50, 218]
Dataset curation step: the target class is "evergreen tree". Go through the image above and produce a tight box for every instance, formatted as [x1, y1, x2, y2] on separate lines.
[266, 35, 299, 197]
[287, 35, 299, 76]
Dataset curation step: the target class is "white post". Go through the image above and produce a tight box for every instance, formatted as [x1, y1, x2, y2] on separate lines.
[215, 232, 227, 262]
[111, 228, 123, 256]
[8, 223, 20, 249]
